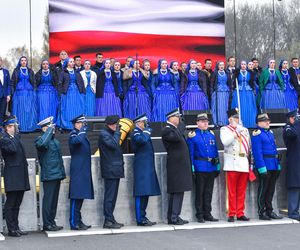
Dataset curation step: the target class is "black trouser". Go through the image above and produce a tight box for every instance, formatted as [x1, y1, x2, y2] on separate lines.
[168, 192, 184, 222]
[104, 178, 120, 222]
[195, 172, 216, 219]
[257, 170, 280, 216]
[42, 180, 61, 227]
[135, 196, 149, 223]
[70, 199, 84, 228]
[5, 191, 25, 232]
[0, 97, 7, 126]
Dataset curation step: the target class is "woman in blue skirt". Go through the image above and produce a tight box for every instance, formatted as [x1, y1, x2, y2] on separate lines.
[123, 60, 152, 120]
[58, 58, 85, 130]
[231, 61, 257, 128]
[180, 59, 209, 111]
[279, 59, 298, 111]
[35, 59, 59, 123]
[211, 61, 231, 126]
[80, 60, 97, 116]
[259, 59, 285, 110]
[151, 59, 179, 122]
[169, 61, 181, 98]
[11, 56, 38, 132]
[95, 59, 122, 117]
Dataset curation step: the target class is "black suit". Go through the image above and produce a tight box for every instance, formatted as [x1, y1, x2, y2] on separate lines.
[289, 67, 300, 98]
[0, 132, 30, 232]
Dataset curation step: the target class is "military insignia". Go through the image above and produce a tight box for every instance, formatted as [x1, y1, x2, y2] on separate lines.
[270, 130, 273, 134]
[252, 129, 261, 136]
[210, 130, 215, 135]
[188, 131, 196, 138]
[209, 139, 215, 145]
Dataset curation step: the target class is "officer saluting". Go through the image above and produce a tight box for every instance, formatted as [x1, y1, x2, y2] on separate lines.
[131, 114, 161, 226]
[69, 115, 94, 230]
[220, 108, 250, 222]
[1, 115, 30, 237]
[252, 113, 283, 220]
[187, 113, 219, 223]
[161, 108, 193, 225]
[283, 110, 300, 220]
[35, 116, 65, 231]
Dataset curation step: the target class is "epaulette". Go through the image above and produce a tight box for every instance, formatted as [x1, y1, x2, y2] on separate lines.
[210, 130, 215, 135]
[188, 131, 196, 138]
[270, 130, 273, 134]
[252, 129, 261, 136]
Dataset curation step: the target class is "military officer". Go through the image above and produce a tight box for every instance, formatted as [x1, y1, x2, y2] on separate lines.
[252, 113, 283, 220]
[98, 115, 124, 229]
[35, 116, 66, 231]
[69, 115, 94, 230]
[1, 115, 30, 237]
[187, 113, 220, 223]
[283, 110, 300, 220]
[131, 113, 161, 226]
[161, 108, 193, 225]
[220, 109, 250, 222]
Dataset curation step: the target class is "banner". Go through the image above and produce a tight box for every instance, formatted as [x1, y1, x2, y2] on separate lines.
[49, 0, 225, 65]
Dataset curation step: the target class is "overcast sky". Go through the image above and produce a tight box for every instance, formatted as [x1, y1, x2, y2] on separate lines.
[0, 0, 48, 57]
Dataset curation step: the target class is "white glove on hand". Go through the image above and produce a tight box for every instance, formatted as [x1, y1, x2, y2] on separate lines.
[236, 124, 244, 133]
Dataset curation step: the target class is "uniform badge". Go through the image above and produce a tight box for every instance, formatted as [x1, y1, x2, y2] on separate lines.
[252, 130, 261, 136]
[209, 139, 215, 145]
[188, 131, 196, 138]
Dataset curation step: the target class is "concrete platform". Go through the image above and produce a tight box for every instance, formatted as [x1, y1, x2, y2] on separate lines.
[0, 233, 5, 241]
[45, 218, 298, 238]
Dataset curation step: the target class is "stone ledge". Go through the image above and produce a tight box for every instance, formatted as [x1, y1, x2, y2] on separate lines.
[0, 233, 5, 241]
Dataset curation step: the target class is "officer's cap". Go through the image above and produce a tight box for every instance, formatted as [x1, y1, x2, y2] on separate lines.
[37, 116, 53, 127]
[166, 108, 181, 119]
[227, 108, 239, 118]
[105, 115, 120, 125]
[286, 109, 298, 118]
[71, 114, 86, 124]
[256, 113, 271, 123]
[3, 115, 18, 126]
[133, 113, 147, 123]
[197, 113, 209, 121]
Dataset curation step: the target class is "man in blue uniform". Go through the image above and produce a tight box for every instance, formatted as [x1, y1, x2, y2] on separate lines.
[252, 113, 283, 220]
[187, 113, 220, 223]
[69, 115, 94, 230]
[35, 116, 65, 231]
[131, 114, 161, 226]
[283, 109, 300, 220]
[98, 115, 124, 229]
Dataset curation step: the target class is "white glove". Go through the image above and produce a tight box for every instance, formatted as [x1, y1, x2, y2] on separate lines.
[236, 124, 244, 133]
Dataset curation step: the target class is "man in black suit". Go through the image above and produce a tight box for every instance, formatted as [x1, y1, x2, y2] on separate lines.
[0, 57, 11, 126]
[161, 108, 193, 225]
[0, 115, 30, 237]
[289, 58, 300, 104]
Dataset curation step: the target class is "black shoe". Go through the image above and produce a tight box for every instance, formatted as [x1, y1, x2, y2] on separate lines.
[237, 216, 250, 221]
[259, 214, 271, 220]
[103, 220, 121, 229]
[178, 217, 189, 224]
[79, 222, 91, 229]
[43, 225, 60, 231]
[168, 219, 184, 225]
[228, 216, 235, 222]
[268, 212, 283, 219]
[197, 217, 205, 223]
[145, 218, 157, 226]
[113, 219, 124, 227]
[137, 220, 153, 226]
[52, 225, 63, 231]
[70, 225, 88, 231]
[17, 230, 28, 235]
[204, 215, 219, 222]
[8, 231, 21, 237]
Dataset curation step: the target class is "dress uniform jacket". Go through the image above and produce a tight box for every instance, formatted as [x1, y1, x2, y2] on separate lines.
[252, 127, 280, 173]
[220, 125, 250, 173]
[69, 126, 94, 199]
[283, 121, 300, 188]
[187, 129, 219, 172]
[161, 122, 193, 193]
[0, 132, 30, 192]
[131, 127, 161, 196]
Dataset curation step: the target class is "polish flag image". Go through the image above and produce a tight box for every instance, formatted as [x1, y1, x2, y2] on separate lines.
[49, 0, 225, 65]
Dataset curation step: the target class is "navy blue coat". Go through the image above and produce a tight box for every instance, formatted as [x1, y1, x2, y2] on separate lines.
[69, 126, 94, 199]
[283, 121, 300, 188]
[98, 127, 124, 179]
[131, 127, 161, 196]
[0, 68, 11, 97]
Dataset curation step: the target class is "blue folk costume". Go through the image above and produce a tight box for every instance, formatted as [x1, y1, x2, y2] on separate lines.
[210, 63, 231, 126]
[35, 60, 59, 123]
[180, 61, 209, 111]
[279, 60, 298, 111]
[123, 61, 152, 120]
[95, 60, 122, 117]
[114, 68, 124, 100]
[231, 67, 257, 128]
[11, 57, 38, 132]
[151, 60, 179, 122]
[169, 61, 181, 98]
[258, 66, 285, 110]
[80, 69, 97, 116]
[57, 59, 85, 130]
